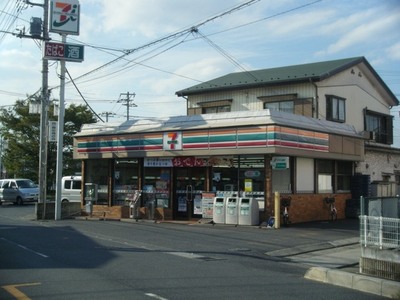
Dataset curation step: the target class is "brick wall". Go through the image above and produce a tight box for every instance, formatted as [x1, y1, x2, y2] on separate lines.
[282, 193, 350, 224]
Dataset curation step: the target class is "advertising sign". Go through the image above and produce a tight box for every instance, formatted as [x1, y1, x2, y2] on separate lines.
[201, 192, 215, 219]
[271, 156, 289, 170]
[44, 42, 84, 62]
[163, 132, 182, 150]
[50, 0, 80, 35]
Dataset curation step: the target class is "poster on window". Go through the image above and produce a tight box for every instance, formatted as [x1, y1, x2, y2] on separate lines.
[244, 179, 253, 192]
[193, 195, 202, 215]
[178, 196, 187, 212]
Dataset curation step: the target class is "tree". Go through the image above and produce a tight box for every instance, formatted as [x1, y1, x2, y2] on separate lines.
[0, 98, 97, 190]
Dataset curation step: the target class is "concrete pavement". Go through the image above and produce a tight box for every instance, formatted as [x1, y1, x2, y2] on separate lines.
[264, 234, 400, 298]
[95, 216, 400, 298]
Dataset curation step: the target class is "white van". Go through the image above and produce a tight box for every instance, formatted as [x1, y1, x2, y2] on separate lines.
[61, 176, 82, 203]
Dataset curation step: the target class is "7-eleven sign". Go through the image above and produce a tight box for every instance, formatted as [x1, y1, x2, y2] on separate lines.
[164, 132, 182, 150]
[50, 0, 80, 35]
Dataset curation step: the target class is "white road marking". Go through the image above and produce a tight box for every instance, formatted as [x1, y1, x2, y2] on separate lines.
[166, 251, 206, 260]
[1, 237, 48, 258]
[145, 293, 169, 300]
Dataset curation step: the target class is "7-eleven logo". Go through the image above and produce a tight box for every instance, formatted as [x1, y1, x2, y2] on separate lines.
[50, 0, 80, 35]
[52, 1, 78, 27]
[164, 132, 182, 150]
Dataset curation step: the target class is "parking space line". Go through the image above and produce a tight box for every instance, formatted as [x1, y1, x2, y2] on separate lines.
[2, 282, 41, 300]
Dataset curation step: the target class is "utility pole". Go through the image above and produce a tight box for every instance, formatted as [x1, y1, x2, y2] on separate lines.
[101, 112, 116, 122]
[118, 92, 136, 121]
[21, 0, 50, 213]
[39, 0, 49, 216]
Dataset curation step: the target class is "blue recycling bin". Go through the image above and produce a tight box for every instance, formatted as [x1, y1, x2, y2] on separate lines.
[213, 197, 226, 224]
[238, 197, 259, 225]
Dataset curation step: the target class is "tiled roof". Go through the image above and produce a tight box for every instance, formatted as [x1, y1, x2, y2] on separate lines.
[176, 56, 365, 96]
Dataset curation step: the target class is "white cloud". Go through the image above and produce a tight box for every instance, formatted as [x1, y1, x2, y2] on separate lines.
[313, 4, 400, 57]
[386, 42, 400, 61]
[1, 0, 399, 124]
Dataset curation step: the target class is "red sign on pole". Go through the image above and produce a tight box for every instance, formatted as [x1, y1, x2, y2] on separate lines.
[43, 42, 84, 62]
[44, 42, 65, 59]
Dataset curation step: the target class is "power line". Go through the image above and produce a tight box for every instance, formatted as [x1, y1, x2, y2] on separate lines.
[52, 0, 260, 86]
[65, 68, 104, 123]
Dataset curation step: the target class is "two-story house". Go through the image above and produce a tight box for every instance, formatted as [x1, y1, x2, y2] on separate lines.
[73, 57, 399, 223]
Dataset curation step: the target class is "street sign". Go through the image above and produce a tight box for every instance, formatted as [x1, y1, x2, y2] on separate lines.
[44, 42, 84, 62]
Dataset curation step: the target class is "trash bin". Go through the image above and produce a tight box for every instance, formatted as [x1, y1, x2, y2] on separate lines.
[85, 200, 93, 217]
[213, 197, 226, 224]
[238, 197, 259, 225]
[225, 197, 239, 225]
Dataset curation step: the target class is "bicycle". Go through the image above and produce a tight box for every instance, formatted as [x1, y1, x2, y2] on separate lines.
[324, 196, 337, 221]
[281, 196, 291, 226]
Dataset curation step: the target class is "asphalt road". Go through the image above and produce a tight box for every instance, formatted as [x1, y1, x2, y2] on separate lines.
[0, 204, 383, 300]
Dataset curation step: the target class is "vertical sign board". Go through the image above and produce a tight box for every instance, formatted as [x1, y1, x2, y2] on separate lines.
[48, 121, 58, 142]
[201, 192, 215, 219]
[50, 0, 80, 35]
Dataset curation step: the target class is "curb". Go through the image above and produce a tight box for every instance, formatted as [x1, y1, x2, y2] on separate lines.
[304, 267, 400, 298]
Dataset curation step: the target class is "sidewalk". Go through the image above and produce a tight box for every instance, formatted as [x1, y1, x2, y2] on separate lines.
[265, 234, 400, 298]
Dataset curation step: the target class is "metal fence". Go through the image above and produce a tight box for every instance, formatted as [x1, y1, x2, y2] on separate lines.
[359, 196, 400, 249]
[360, 215, 400, 249]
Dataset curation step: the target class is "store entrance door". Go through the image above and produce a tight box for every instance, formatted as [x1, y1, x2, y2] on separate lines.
[174, 167, 206, 220]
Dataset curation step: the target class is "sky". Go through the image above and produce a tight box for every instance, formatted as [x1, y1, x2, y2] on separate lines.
[0, 0, 399, 144]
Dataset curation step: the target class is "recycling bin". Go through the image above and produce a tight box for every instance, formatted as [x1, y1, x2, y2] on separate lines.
[238, 197, 259, 225]
[213, 197, 226, 224]
[225, 197, 239, 225]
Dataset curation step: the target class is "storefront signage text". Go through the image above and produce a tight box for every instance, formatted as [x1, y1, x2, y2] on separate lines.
[144, 157, 206, 167]
[271, 156, 289, 169]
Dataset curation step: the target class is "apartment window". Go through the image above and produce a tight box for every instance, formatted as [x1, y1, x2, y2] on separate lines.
[264, 101, 294, 114]
[197, 99, 232, 114]
[365, 110, 393, 144]
[202, 105, 231, 114]
[326, 95, 345, 122]
[259, 94, 313, 117]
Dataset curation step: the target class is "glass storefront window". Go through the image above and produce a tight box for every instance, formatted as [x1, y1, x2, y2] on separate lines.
[85, 159, 109, 204]
[113, 159, 139, 206]
[317, 159, 334, 193]
[211, 156, 238, 195]
[211, 156, 265, 197]
[143, 168, 170, 208]
[239, 156, 265, 197]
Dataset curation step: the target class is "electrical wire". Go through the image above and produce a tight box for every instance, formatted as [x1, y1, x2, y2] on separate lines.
[65, 68, 104, 123]
[194, 28, 258, 81]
